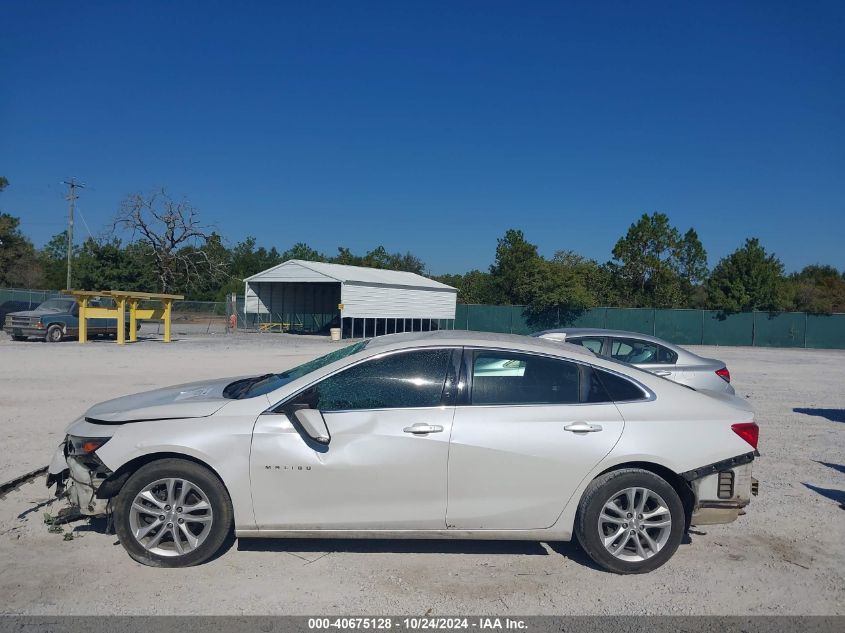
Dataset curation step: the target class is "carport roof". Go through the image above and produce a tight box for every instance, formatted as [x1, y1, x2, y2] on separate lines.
[244, 260, 456, 291]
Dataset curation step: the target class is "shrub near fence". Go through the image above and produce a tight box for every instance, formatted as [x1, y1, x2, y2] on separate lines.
[454, 304, 845, 349]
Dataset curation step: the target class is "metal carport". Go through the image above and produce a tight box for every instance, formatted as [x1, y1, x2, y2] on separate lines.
[244, 260, 457, 337]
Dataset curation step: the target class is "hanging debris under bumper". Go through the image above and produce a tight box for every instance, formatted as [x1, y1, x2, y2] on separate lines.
[46, 438, 112, 516]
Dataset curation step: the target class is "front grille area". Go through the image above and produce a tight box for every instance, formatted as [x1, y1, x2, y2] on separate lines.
[717, 471, 735, 499]
[5, 315, 39, 328]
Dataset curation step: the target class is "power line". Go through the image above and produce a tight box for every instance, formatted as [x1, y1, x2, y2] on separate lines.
[62, 179, 85, 290]
[77, 206, 95, 241]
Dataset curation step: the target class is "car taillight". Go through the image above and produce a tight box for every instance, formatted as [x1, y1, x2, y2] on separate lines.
[731, 422, 759, 449]
[716, 367, 731, 383]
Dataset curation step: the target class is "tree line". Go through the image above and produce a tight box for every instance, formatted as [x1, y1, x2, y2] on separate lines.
[1, 179, 844, 316]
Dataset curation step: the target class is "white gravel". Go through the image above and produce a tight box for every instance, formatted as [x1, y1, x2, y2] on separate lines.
[0, 332, 843, 615]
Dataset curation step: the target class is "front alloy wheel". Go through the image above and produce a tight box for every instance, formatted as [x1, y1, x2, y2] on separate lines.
[128, 478, 214, 556]
[114, 458, 233, 567]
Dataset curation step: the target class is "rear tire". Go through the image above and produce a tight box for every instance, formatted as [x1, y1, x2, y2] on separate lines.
[114, 458, 233, 567]
[575, 468, 685, 574]
[45, 325, 63, 343]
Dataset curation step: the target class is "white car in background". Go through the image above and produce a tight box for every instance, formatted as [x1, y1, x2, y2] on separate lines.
[534, 328, 735, 393]
[47, 331, 759, 574]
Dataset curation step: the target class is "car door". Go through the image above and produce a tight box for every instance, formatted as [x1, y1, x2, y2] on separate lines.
[250, 347, 460, 530]
[609, 336, 681, 381]
[446, 349, 625, 530]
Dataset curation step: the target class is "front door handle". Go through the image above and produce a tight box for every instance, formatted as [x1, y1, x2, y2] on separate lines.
[564, 422, 603, 433]
[403, 423, 444, 435]
[652, 369, 672, 377]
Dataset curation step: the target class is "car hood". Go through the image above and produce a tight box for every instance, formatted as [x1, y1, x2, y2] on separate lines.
[83, 377, 240, 423]
[7, 308, 57, 318]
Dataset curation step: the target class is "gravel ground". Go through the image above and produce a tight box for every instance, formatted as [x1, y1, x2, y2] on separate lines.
[0, 332, 842, 615]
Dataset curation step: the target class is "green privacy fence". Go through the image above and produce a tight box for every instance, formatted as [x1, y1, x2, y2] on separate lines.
[454, 304, 845, 349]
[4, 288, 844, 348]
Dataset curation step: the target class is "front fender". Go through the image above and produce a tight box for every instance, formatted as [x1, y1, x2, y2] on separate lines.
[93, 414, 258, 530]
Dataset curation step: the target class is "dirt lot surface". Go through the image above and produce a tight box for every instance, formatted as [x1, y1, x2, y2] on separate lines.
[0, 331, 843, 615]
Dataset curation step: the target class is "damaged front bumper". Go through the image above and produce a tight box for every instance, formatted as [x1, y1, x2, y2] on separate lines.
[47, 438, 113, 516]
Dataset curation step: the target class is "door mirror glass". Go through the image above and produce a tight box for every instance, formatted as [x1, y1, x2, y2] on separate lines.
[294, 408, 331, 445]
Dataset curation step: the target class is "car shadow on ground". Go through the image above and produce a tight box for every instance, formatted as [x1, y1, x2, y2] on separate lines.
[802, 483, 845, 508]
[815, 461, 845, 475]
[238, 538, 619, 571]
[793, 407, 845, 423]
[238, 538, 550, 556]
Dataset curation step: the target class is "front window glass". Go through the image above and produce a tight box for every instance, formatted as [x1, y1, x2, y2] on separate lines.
[224, 341, 369, 399]
[302, 348, 453, 411]
[568, 337, 604, 354]
[471, 351, 580, 405]
[610, 338, 677, 365]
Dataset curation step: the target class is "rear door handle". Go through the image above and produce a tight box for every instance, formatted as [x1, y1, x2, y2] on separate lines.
[403, 423, 444, 435]
[564, 422, 603, 433]
[652, 370, 672, 376]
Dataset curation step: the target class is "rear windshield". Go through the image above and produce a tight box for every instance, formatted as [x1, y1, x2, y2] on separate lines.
[223, 341, 369, 399]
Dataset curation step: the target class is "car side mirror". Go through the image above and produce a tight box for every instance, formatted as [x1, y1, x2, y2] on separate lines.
[294, 408, 331, 445]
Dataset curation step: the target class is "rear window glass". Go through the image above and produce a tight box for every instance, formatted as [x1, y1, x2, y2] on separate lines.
[593, 368, 647, 402]
[472, 351, 580, 405]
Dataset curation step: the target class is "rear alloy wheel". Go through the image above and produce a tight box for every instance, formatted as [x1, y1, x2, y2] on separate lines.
[575, 468, 685, 574]
[45, 324, 64, 343]
[114, 459, 233, 567]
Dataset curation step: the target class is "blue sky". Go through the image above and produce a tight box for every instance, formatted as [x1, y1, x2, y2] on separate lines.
[2, 1, 843, 275]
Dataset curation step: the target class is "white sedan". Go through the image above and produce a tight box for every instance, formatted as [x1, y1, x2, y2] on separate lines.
[47, 331, 759, 574]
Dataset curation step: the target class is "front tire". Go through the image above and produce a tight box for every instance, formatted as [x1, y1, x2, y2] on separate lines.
[45, 324, 64, 343]
[114, 459, 233, 567]
[575, 468, 685, 574]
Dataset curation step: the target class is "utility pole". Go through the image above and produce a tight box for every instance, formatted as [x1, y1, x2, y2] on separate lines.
[62, 179, 84, 290]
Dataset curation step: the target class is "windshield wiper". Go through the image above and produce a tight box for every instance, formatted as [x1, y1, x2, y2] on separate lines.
[223, 373, 277, 399]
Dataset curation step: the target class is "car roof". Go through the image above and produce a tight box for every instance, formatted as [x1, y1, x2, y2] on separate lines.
[363, 329, 596, 358]
[536, 327, 680, 345]
[534, 328, 711, 362]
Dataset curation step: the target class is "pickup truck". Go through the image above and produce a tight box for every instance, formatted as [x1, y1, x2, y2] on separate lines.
[3, 297, 131, 342]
